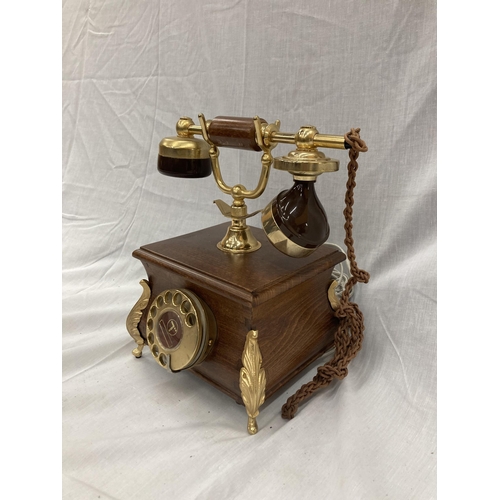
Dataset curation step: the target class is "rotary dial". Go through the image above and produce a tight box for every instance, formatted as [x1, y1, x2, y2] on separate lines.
[146, 289, 217, 372]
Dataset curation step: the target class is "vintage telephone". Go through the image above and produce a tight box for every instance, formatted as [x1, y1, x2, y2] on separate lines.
[126, 114, 369, 434]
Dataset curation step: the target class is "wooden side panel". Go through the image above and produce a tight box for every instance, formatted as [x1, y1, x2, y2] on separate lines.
[252, 267, 338, 398]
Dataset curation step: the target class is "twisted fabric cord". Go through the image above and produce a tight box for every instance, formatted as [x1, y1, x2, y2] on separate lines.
[281, 128, 369, 420]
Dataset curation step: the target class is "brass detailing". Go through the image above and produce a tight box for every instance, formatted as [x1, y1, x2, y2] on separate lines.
[199, 113, 278, 254]
[146, 289, 217, 372]
[239, 330, 266, 435]
[126, 279, 151, 358]
[270, 131, 347, 150]
[261, 202, 316, 258]
[327, 280, 341, 310]
[310, 134, 346, 149]
[213, 199, 261, 221]
[159, 136, 210, 160]
[213, 199, 263, 253]
[273, 126, 340, 181]
[217, 219, 262, 253]
[295, 125, 319, 149]
[158, 117, 211, 163]
[273, 149, 339, 177]
[176, 116, 196, 137]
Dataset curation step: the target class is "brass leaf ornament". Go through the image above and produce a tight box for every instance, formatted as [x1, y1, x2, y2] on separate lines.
[126, 279, 151, 358]
[239, 330, 266, 435]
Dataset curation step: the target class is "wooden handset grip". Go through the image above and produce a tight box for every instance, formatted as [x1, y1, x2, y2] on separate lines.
[208, 116, 268, 151]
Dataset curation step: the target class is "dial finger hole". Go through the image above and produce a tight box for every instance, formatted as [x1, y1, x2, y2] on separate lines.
[180, 300, 191, 314]
[147, 318, 153, 331]
[147, 333, 154, 345]
[150, 306, 157, 318]
[165, 291, 172, 304]
[152, 344, 159, 357]
[173, 292, 182, 306]
[156, 295, 164, 307]
[185, 313, 196, 327]
[159, 353, 167, 367]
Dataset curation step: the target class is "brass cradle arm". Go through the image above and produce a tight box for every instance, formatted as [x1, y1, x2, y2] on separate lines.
[198, 113, 276, 202]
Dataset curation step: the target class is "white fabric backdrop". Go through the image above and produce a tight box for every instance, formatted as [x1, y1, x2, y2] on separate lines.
[62, 1, 436, 498]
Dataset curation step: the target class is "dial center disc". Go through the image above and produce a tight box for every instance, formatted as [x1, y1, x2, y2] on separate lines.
[156, 310, 183, 350]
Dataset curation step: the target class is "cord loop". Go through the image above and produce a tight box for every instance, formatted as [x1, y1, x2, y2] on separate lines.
[344, 128, 368, 153]
[281, 128, 369, 420]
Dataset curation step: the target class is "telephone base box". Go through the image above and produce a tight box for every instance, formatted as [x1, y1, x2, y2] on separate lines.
[133, 223, 345, 404]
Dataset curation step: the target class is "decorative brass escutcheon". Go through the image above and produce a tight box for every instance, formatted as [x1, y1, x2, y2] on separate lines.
[239, 330, 266, 435]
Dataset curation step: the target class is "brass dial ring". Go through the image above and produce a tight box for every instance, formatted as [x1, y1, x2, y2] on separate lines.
[146, 289, 217, 372]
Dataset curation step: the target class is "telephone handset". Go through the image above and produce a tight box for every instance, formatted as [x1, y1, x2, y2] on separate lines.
[126, 114, 369, 434]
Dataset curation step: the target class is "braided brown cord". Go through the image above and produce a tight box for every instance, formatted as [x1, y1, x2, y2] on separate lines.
[281, 128, 369, 420]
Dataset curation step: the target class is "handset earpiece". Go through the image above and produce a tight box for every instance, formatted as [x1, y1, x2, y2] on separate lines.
[157, 117, 211, 178]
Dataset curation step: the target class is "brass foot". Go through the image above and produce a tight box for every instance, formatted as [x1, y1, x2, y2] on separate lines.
[239, 330, 266, 435]
[132, 342, 144, 358]
[247, 416, 258, 435]
[126, 280, 151, 358]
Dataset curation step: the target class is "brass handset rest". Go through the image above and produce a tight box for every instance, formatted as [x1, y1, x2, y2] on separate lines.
[158, 114, 351, 257]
